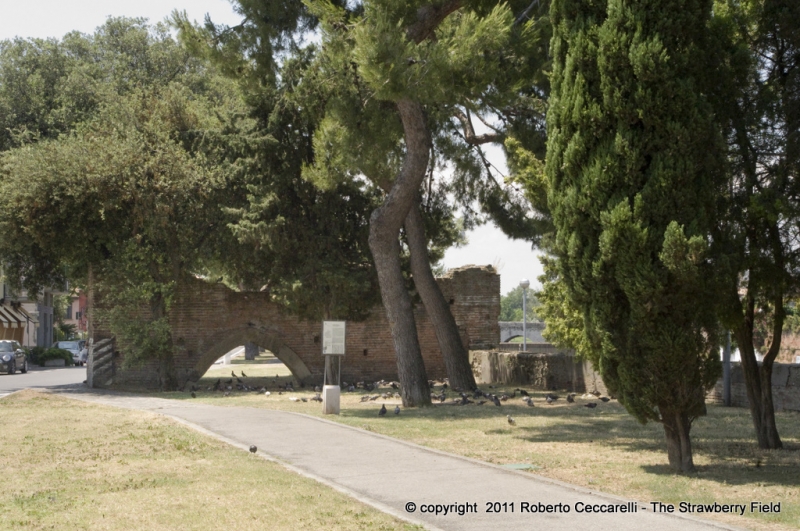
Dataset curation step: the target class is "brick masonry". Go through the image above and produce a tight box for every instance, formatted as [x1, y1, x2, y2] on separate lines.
[89, 265, 500, 390]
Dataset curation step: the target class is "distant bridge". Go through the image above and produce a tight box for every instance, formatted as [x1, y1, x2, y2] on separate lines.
[499, 321, 546, 343]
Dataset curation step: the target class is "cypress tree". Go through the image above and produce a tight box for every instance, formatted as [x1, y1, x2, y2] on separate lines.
[546, 0, 724, 472]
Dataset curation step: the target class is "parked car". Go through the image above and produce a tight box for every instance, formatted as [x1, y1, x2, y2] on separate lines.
[53, 340, 87, 366]
[0, 340, 27, 374]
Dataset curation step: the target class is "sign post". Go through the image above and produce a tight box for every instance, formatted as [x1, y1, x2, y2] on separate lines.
[322, 321, 345, 415]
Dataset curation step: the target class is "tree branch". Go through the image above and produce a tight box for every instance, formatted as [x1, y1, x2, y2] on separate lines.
[453, 108, 503, 145]
[407, 0, 463, 43]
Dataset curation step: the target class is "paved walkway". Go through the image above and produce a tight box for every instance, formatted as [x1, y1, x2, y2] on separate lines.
[53, 388, 744, 531]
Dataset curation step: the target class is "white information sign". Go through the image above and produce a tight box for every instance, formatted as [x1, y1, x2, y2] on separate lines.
[322, 321, 346, 355]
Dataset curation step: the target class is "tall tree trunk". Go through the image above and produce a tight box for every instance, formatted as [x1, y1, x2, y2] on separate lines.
[733, 290, 783, 449]
[151, 292, 177, 391]
[405, 200, 476, 391]
[369, 98, 432, 407]
[660, 407, 696, 473]
[245, 342, 258, 361]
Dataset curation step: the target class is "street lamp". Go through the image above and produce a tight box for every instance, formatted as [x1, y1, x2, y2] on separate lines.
[520, 279, 530, 352]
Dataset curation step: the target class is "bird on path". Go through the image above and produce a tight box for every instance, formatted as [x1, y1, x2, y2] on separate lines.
[236, 377, 243, 384]
[600, 397, 611, 402]
[379, 404, 387, 416]
[545, 393, 560, 401]
[477, 400, 487, 406]
[516, 389, 530, 397]
[231, 370, 236, 378]
[394, 405, 401, 415]
[507, 415, 516, 426]
[546, 395, 556, 405]
[584, 402, 597, 409]
[241, 371, 248, 378]
[492, 395, 502, 407]
[567, 393, 575, 403]
[250, 445, 257, 453]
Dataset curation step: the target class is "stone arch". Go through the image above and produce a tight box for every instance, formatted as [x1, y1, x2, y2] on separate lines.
[192, 326, 312, 384]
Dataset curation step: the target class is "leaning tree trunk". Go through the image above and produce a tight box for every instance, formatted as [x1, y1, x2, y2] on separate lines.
[405, 200, 476, 391]
[734, 292, 783, 449]
[369, 98, 432, 407]
[660, 407, 696, 473]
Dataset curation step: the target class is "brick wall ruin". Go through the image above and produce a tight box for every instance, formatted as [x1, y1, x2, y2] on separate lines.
[88, 265, 500, 390]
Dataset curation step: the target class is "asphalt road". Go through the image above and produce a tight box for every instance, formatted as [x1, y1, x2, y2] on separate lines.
[0, 365, 86, 397]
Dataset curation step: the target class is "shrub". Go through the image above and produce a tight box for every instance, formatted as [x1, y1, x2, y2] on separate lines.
[24, 346, 47, 366]
[35, 347, 74, 366]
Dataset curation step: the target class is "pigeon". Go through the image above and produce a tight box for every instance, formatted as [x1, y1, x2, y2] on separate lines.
[249, 445, 257, 453]
[264, 391, 271, 396]
[546, 395, 556, 405]
[231, 371, 236, 378]
[567, 393, 575, 403]
[314, 386, 321, 393]
[379, 404, 387, 416]
[236, 377, 243, 384]
[492, 395, 502, 407]
[584, 402, 597, 409]
[190, 392, 196, 398]
[507, 415, 516, 426]
[311, 393, 323, 402]
[394, 405, 401, 415]
[477, 400, 487, 405]
[300, 397, 308, 403]
[225, 378, 232, 385]
[241, 371, 247, 378]
[600, 397, 611, 402]
[545, 393, 560, 401]
[213, 378, 221, 391]
[516, 389, 530, 397]
[391, 382, 399, 389]
[526, 398, 535, 407]
[224, 391, 231, 397]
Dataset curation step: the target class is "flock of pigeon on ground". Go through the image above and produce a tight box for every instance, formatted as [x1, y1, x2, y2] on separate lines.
[187, 372, 615, 425]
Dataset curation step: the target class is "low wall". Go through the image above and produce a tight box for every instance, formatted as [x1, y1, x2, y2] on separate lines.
[470, 350, 608, 394]
[707, 362, 800, 412]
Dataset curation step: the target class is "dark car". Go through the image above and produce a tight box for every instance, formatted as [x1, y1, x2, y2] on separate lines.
[0, 340, 27, 374]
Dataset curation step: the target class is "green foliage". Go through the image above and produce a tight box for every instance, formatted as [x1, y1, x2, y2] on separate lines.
[55, 323, 77, 342]
[24, 346, 46, 366]
[545, 0, 725, 427]
[499, 285, 540, 322]
[36, 348, 74, 367]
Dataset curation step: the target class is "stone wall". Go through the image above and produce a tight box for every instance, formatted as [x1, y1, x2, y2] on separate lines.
[89, 265, 500, 390]
[707, 362, 800, 412]
[470, 349, 608, 395]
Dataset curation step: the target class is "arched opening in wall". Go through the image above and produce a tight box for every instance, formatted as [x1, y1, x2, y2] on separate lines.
[189, 327, 313, 391]
[198, 344, 295, 390]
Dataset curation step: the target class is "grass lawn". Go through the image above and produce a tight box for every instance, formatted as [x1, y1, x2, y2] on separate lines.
[165, 353, 800, 531]
[0, 390, 420, 531]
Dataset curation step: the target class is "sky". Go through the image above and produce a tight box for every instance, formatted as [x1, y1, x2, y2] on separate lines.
[0, 0, 545, 295]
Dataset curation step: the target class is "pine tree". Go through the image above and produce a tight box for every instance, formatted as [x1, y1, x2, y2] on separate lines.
[546, 0, 724, 472]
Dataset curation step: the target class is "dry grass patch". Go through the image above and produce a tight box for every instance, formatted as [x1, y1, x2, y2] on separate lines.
[172, 356, 800, 531]
[0, 390, 420, 531]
